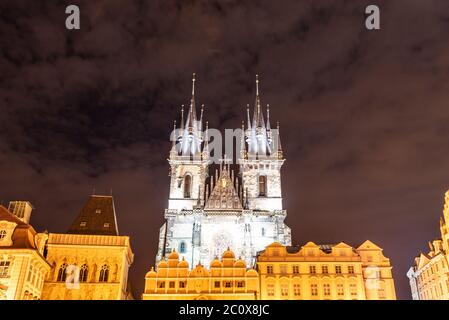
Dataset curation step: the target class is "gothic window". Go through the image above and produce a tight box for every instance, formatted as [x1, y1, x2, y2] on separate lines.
[80, 264, 88, 282]
[258, 175, 267, 197]
[184, 175, 192, 198]
[99, 264, 109, 282]
[57, 263, 67, 282]
[179, 241, 186, 254]
[0, 260, 10, 278]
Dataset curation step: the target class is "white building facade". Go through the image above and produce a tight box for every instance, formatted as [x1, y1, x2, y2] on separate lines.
[156, 75, 291, 269]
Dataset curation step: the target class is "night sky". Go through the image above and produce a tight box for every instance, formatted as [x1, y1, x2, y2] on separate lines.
[1, 0, 449, 300]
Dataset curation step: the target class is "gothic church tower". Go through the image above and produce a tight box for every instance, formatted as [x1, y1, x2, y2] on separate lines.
[156, 74, 291, 269]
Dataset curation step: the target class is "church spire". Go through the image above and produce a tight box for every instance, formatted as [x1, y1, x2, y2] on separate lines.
[266, 104, 271, 131]
[188, 73, 197, 133]
[246, 104, 251, 129]
[240, 121, 246, 159]
[180, 105, 185, 131]
[202, 121, 209, 159]
[199, 104, 204, 133]
[277, 121, 283, 159]
[171, 120, 177, 153]
[253, 75, 265, 129]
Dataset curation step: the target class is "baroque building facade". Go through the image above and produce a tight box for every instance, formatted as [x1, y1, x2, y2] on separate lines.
[407, 191, 449, 300]
[143, 248, 259, 300]
[156, 74, 291, 269]
[257, 242, 396, 300]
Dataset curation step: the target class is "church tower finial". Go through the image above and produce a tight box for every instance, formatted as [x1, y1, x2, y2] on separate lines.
[246, 104, 251, 130]
[172, 120, 177, 151]
[240, 121, 247, 159]
[180, 105, 185, 131]
[266, 104, 271, 131]
[277, 121, 283, 159]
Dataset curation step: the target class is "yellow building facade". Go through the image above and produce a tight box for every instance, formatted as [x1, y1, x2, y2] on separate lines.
[143, 241, 396, 300]
[143, 249, 259, 300]
[0, 203, 51, 300]
[408, 191, 449, 300]
[256, 241, 396, 300]
[41, 195, 134, 300]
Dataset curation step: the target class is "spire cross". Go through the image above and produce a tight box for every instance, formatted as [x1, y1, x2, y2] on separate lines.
[192, 73, 196, 96]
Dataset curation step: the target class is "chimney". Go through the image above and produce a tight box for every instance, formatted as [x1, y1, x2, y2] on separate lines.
[8, 201, 34, 224]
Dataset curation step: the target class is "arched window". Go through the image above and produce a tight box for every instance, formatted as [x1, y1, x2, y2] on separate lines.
[23, 290, 29, 300]
[80, 264, 88, 283]
[57, 263, 67, 282]
[184, 175, 192, 198]
[261, 227, 266, 237]
[99, 264, 109, 282]
[179, 241, 186, 253]
[258, 175, 267, 197]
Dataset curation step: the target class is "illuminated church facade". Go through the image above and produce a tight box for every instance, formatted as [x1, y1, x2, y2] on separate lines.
[155, 75, 291, 270]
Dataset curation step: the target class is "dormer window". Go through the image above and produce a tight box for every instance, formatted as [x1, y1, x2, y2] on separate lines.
[80, 222, 87, 227]
[103, 223, 110, 228]
[95, 209, 102, 214]
[0, 230, 6, 239]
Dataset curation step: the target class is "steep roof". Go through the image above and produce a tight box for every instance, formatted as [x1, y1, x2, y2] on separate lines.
[0, 206, 37, 249]
[67, 195, 119, 236]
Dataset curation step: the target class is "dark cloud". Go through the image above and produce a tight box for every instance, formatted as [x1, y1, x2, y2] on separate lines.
[1, 0, 449, 299]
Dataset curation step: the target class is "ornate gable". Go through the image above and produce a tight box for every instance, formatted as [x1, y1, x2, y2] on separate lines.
[205, 167, 242, 210]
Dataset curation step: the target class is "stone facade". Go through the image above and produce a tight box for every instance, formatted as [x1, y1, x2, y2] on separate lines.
[41, 233, 133, 300]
